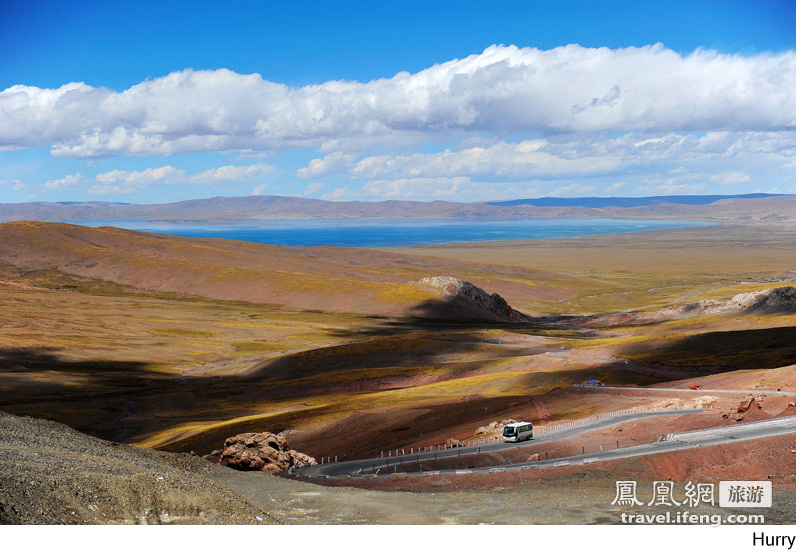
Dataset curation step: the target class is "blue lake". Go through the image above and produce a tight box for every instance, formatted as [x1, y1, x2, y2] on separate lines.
[70, 218, 715, 248]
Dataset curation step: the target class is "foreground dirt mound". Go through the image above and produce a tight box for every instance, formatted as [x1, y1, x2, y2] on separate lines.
[220, 432, 316, 473]
[0, 411, 274, 525]
[418, 276, 529, 322]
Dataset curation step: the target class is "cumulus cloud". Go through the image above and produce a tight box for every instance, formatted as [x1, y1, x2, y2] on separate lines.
[548, 184, 597, 196]
[362, 177, 471, 199]
[302, 181, 326, 196]
[346, 139, 621, 180]
[0, 178, 29, 191]
[711, 171, 751, 186]
[321, 186, 355, 200]
[300, 132, 793, 184]
[186, 163, 271, 184]
[0, 45, 794, 158]
[94, 165, 185, 187]
[43, 173, 86, 190]
[44, 163, 271, 195]
[297, 152, 356, 179]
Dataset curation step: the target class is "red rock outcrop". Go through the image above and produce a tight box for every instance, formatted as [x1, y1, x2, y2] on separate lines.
[220, 432, 317, 473]
[736, 396, 754, 414]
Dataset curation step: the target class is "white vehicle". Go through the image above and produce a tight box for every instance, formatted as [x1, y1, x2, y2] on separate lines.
[502, 421, 533, 442]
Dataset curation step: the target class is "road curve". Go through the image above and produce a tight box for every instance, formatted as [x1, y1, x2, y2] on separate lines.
[576, 385, 796, 396]
[296, 414, 794, 479]
[298, 409, 699, 478]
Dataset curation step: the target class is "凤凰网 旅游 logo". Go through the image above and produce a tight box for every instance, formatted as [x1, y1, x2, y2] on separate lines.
[611, 480, 717, 507]
[719, 481, 772, 508]
[613, 480, 774, 526]
[611, 479, 772, 508]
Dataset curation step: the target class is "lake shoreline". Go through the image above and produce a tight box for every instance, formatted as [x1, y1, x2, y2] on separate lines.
[66, 217, 718, 249]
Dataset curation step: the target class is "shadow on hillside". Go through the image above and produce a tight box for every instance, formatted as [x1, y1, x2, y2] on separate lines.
[0, 347, 158, 378]
[407, 297, 531, 323]
[241, 328, 504, 382]
[617, 326, 795, 373]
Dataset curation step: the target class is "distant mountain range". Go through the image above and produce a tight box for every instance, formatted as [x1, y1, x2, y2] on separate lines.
[487, 193, 785, 208]
[0, 193, 792, 223]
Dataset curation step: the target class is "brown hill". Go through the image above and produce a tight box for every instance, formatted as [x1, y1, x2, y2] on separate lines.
[0, 222, 564, 319]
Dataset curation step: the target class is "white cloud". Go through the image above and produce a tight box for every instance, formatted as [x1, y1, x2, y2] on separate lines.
[86, 182, 146, 195]
[297, 152, 355, 179]
[43, 173, 86, 190]
[0, 178, 29, 191]
[0, 45, 793, 158]
[95, 166, 186, 186]
[251, 184, 267, 195]
[344, 139, 622, 180]
[548, 184, 597, 197]
[186, 163, 271, 184]
[43, 163, 270, 195]
[302, 181, 325, 196]
[362, 177, 471, 200]
[711, 171, 751, 186]
[321, 186, 355, 200]
[299, 132, 792, 186]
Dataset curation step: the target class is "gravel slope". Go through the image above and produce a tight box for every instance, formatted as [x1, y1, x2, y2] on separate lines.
[0, 411, 273, 524]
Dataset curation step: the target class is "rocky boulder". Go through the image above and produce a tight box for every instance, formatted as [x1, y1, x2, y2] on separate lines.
[418, 276, 529, 322]
[736, 396, 754, 414]
[731, 286, 796, 312]
[219, 432, 317, 473]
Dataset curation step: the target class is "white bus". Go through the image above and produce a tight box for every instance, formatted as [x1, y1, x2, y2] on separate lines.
[502, 421, 533, 442]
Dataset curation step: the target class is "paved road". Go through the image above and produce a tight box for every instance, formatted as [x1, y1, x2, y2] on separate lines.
[298, 409, 702, 478]
[576, 385, 796, 396]
[297, 414, 794, 479]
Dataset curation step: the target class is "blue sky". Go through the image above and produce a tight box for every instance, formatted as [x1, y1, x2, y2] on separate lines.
[0, 0, 796, 204]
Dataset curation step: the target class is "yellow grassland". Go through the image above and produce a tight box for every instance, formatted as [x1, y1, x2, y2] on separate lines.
[0, 219, 794, 457]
